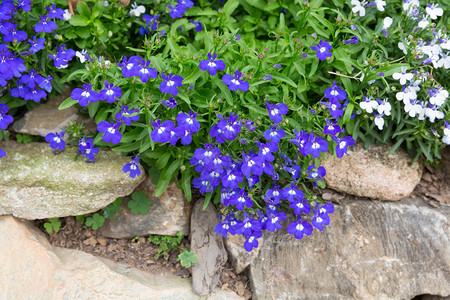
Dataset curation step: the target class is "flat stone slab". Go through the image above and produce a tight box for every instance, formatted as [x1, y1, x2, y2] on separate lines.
[249, 198, 450, 300]
[322, 143, 423, 200]
[0, 141, 145, 219]
[0, 216, 243, 300]
[99, 177, 192, 238]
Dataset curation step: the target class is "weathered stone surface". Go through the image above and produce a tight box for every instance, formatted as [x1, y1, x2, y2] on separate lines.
[225, 233, 263, 274]
[99, 177, 191, 238]
[0, 216, 243, 300]
[191, 201, 228, 296]
[322, 143, 423, 200]
[249, 198, 450, 300]
[0, 141, 145, 219]
[11, 87, 95, 137]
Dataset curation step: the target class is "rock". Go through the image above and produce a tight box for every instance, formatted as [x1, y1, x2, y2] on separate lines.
[0, 141, 145, 219]
[191, 201, 228, 296]
[322, 143, 423, 200]
[248, 198, 450, 300]
[11, 87, 95, 137]
[225, 234, 263, 274]
[0, 215, 243, 300]
[99, 177, 191, 238]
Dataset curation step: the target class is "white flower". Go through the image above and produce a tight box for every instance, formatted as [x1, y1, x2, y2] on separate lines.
[374, 115, 384, 130]
[430, 89, 448, 107]
[360, 96, 379, 113]
[443, 135, 450, 145]
[436, 53, 450, 69]
[392, 66, 414, 85]
[76, 49, 88, 63]
[396, 85, 418, 105]
[351, 0, 367, 17]
[425, 106, 444, 123]
[377, 98, 391, 116]
[403, 0, 419, 12]
[383, 17, 393, 29]
[375, 0, 386, 12]
[426, 3, 443, 20]
[404, 100, 423, 118]
[129, 2, 145, 17]
[418, 15, 429, 29]
[398, 41, 409, 54]
[63, 9, 71, 21]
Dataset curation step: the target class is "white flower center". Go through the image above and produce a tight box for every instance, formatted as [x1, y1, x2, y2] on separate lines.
[296, 224, 304, 231]
[228, 174, 236, 181]
[231, 79, 240, 85]
[312, 142, 320, 149]
[81, 91, 90, 98]
[107, 127, 115, 134]
[319, 47, 326, 52]
[167, 80, 175, 86]
[271, 109, 279, 116]
[158, 127, 165, 134]
[208, 61, 216, 67]
[54, 137, 61, 143]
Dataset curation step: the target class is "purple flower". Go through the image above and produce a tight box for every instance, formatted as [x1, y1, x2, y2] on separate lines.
[178, 0, 194, 8]
[160, 73, 183, 96]
[190, 20, 202, 32]
[324, 81, 347, 102]
[265, 185, 284, 204]
[244, 230, 262, 252]
[0, 103, 13, 129]
[215, 112, 241, 142]
[168, 4, 185, 18]
[241, 151, 264, 178]
[136, 59, 158, 82]
[116, 106, 140, 126]
[122, 156, 141, 178]
[117, 56, 140, 78]
[46, 4, 65, 19]
[24, 87, 47, 102]
[323, 118, 342, 135]
[221, 169, 244, 189]
[304, 134, 328, 158]
[287, 217, 313, 239]
[332, 135, 355, 158]
[266, 212, 286, 232]
[263, 126, 285, 143]
[290, 199, 311, 215]
[222, 70, 249, 92]
[34, 15, 57, 33]
[343, 36, 359, 44]
[199, 53, 226, 76]
[161, 97, 177, 108]
[307, 165, 326, 188]
[37, 75, 53, 93]
[273, 64, 282, 68]
[77, 137, 99, 162]
[236, 212, 262, 237]
[0, 148, 5, 158]
[310, 40, 333, 60]
[232, 189, 253, 211]
[3, 24, 27, 43]
[45, 130, 66, 150]
[265, 102, 288, 124]
[21, 69, 44, 89]
[192, 177, 214, 194]
[177, 111, 200, 133]
[312, 203, 334, 231]
[71, 84, 99, 107]
[99, 80, 122, 103]
[11, 83, 30, 99]
[282, 183, 304, 202]
[151, 120, 175, 143]
[256, 141, 278, 162]
[17, 0, 31, 12]
[215, 214, 232, 238]
[97, 121, 122, 144]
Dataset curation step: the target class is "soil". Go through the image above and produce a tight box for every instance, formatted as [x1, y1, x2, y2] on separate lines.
[35, 147, 449, 300]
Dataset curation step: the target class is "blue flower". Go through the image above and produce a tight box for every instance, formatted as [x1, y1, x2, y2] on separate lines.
[290, 199, 311, 215]
[231, 189, 253, 211]
[324, 81, 347, 102]
[215, 113, 241, 142]
[199, 53, 226, 76]
[160, 73, 183, 96]
[312, 203, 334, 231]
[34, 15, 57, 33]
[168, 4, 185, 18]
[265, 185, 284, 204]
[343, 36, 359, 44]
[11, 83, 29, 99]
[177, 111, 200, 133]
[97, 121, 122, 144]
[310, 40, 333, 60]
[236, 212, 262, 237]
[77, 137, 99, 162]
[99, 80, 122, 103]
[117, 56, 140, 78]
[323, 118, 342, 135]
[178, 0, 194, 8]
[0, 103, 13, 129]
[273, 64, 282, 69]
[17, 0, 31, 12]
[241, 151, 264, 178]
[244, 230, 262, 252]
[215, 214, 232, 238]
[123, 156, 141, 178]
[161, 97, 177, 108]
[287, 217, 313, 239]
[307, 165, 326, 188]
[192, 177, 214, 194]
[45, 130, 66, 150]
[0, 148, 5, 158]
[24, 87, 47, 102]
[46, 4, 65, 19]
[266, 211, 286, 232]
[151, 120, 175, 143]
[304, 134, 328, 158]
[116, 106, 140, 126]
[37, 75, 53, 93]
[222, 70, 249, 92]
[221, 169, 243, 189]
[21, 69, 44, 89]
[263, 126, 285, 143]
[190, 20, 202, 32]
[3, 24, 27, 43]
[136, 59, 158, 82]
[332, 136, 355, 158]
[71, 84, 99, 107]
[265, 102, 288, 124]
[194, 144, 221, 170]
[282, 183, 304, 202]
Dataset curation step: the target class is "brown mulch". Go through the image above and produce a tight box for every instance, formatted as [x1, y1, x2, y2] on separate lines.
[35, 214, 252, 299]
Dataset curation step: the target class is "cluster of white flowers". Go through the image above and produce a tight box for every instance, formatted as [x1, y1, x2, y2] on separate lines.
[351, 0, 386, 17]
[129, 2, 145, 17]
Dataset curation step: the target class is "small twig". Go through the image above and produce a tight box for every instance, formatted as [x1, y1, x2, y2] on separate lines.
[327, 71, 359, 80]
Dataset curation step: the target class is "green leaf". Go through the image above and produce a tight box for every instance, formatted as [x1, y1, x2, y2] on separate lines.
[269, 72, 297, 88]
[343, 102, 354, 124]
[128, 192, 152, 215]
[91, 1, 104, 19]
[223, 0, 240, 16]
[77, 2, 91, 18]
[44, 218, 61, 234]
[58, 97, 78, 110]
[156, 152, 171, 169]
[76, 26, 91, 39]
[203, 192, 212, 210]
[177, 250, 197, 268]
[181, 168, 192, 202]
[155, 159, 183, 197]
[85, 213, 105, 230]
[88, 101, 100, 118]
[102, 198, 122, 219]
[69, 15, 90, 27]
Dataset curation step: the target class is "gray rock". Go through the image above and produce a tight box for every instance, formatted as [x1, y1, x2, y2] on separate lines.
[11, 87, 95, 137]
[0, 215, 243, 300]
[0, 141, 145, 219]
[322, 143, 423, 200]
[225, 233, 263, 274]
[191, 201, 228, 296]
[99, 177, 192, 238]
[249, 198, 450, 300]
